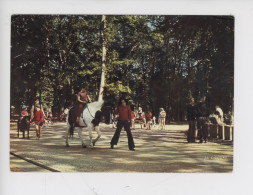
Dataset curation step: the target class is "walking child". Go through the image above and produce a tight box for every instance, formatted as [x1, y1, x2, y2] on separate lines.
[33, 105, 44, 139]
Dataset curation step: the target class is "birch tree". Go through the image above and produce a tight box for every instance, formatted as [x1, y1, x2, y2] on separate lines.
[98, 15, 107, 101]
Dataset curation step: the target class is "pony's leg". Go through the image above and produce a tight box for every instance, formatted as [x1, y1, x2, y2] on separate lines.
[92, 126, 101, 146]
[77, 127, 86, 148]
[23, 126, 25, 138]
[65, 123, 71, 147]
[28, 126, 30, 139]
[87, 125, 94, 148]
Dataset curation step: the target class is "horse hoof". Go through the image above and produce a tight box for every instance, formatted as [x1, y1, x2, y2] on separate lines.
[92, 142, 96, 147]
[82, 144, 86, 148]
[66, 144, 70, 147]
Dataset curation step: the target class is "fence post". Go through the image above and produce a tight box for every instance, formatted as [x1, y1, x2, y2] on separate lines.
[225, 125, 233, 141]
[210, 124, 218, 138]
[218, 125, 225, 140]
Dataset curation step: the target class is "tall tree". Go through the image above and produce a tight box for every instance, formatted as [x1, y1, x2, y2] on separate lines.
[98, 15, 107, 101]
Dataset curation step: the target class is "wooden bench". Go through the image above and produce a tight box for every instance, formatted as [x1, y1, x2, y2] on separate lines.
[209, 124, 218, 138]
[218, 125, 225, 139]
[207, 123, 233, 141]
[224, 125, 233, 141]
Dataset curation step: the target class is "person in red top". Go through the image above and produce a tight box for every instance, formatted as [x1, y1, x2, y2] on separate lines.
[76, 86, 92, 125]
[20, 105, 28, 120]
[33, 105, 44, 139]
[148, 112, 152, 120]
[146, 111, 152, 130]
[21, 105, 29, 117]
[110, 98, 135, 151]
[19, 105, 29, 126]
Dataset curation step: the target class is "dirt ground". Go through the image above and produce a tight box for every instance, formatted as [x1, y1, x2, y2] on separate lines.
[9, 121, 233, 173]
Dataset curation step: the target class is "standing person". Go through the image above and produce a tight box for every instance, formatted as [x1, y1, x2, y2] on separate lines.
[110, 98, 135, 151]
[141, 111, 146, 128]
[111, 110, 118, 128]
[215, 105, 224, 124]
[33, 105, 44, 139]
[186, 98, 197, 143]
[159, 108, 166, 130]
[138, 107, 143, 118]
[75, 86, 92, 125]
[30, 98, 45, 122]
[152, 116, 156, 127]
[131, 111, 135, 130]
[64, 107, 69, 122]
[146, 111, 152, 130]
[196, 98, 208, 143]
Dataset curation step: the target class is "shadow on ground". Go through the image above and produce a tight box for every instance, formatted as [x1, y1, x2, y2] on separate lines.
[10, 122, 233, 173]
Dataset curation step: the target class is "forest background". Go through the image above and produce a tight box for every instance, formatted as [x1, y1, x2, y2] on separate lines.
[10, 15, 234, 121]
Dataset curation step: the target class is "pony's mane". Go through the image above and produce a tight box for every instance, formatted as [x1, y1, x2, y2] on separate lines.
[87, 101, 104, 109]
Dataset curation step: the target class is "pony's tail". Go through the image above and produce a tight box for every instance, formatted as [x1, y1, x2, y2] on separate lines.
[67, 107, 75, 136]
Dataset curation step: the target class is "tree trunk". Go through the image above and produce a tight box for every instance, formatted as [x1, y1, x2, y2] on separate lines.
[59, 83, 67, 113]
[98, 15, 107, 101]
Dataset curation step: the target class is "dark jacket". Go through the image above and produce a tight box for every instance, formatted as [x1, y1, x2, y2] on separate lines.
[187, 103, 196, 121]
[196, 102, 208, 118]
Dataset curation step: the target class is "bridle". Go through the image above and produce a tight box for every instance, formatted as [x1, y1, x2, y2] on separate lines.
[86, 104, 95, 119]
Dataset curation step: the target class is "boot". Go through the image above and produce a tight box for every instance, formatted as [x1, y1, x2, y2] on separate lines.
[75, 117, 80, 126]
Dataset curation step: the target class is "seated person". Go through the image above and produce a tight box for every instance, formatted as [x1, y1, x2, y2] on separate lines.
[75, 86, 92, 125]
[19, 105, 30, 128]
[20, 105, 28, 121]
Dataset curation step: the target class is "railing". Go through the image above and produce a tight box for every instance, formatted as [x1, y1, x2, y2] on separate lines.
[207, 123, 233, 141]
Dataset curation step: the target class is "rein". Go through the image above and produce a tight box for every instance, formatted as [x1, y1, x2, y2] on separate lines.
[86, 104, 95, 119]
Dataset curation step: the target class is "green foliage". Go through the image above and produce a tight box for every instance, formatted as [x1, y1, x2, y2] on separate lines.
[11, 15, 234, 120]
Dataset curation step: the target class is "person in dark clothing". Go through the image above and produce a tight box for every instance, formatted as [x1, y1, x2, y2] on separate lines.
[110, 98, 135, 151]
[196, 98, 208, 143]
[187, 98, 196, 143]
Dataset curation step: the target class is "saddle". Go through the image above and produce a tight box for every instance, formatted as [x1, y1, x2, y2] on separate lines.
[68, 104, 87, 127]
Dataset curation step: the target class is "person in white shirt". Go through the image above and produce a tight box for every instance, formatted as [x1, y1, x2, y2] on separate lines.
[215, 105, 224, 124]
[159, 108, 166, 130]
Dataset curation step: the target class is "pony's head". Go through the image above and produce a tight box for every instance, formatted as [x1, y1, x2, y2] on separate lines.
[91, 110, 104, 127]
[88, 100, 113, 125]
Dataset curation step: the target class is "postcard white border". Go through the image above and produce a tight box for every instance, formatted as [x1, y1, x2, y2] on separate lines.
[1, 0, 253, 194]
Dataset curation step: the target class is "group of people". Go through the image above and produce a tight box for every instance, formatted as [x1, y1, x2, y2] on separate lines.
[110, 99, 170, 151]
[19, 86, 92, 139]
[19, 99, 45, 139]
[134, 107, 166, 130]
[186, 97, 226, 143]
[112, 106, 167, 131]
[20, 86, 231, 151]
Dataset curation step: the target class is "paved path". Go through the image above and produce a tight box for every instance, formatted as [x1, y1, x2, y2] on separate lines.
[10, 121, 233, 172]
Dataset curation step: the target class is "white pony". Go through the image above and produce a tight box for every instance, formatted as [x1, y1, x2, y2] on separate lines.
[65, 101, 104, 148]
